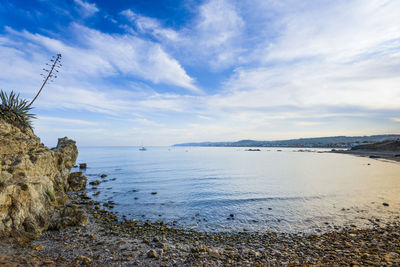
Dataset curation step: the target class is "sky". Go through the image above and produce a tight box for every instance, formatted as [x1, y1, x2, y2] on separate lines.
[0, 0, 399, 146]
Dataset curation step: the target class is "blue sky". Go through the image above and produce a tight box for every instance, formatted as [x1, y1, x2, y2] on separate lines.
[0, 0, 399, 146]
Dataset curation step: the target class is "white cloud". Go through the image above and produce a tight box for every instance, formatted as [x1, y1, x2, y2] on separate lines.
[210, 0, 400, 112]
[295, 121, 323, 126]
[218, 59, 400, 111]
[120, 0, 246, 70]
[391, 118, 400, 123]
[263, 1, 400, 63]
[167, 0, 246, 70]
[121, 9, 181, 42]
[197, 115, 212, 120]
[2, 25, 199, 93]
[38, 116, 98, 126]
[73, 0, 99, 17]
[129, 118, 164, 127]
[193, 0, 245, 69]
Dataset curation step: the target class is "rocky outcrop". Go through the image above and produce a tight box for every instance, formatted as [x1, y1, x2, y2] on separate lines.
[0, 119, 87, 242]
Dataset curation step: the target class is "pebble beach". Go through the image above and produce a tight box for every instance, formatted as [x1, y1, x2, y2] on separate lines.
[1, 189, 400, 266]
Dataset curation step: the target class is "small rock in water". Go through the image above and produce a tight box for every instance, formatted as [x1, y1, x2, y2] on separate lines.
[134, 197, 139, 200]
[79, 163, 87, 169]
[100, 174, 107, 178]
[89, 180, 101, 185]
[151, 192, 157, 195]
[80, 192, 91, 200]
[229, 214, 234, 218]
[383, 202, 389, 207]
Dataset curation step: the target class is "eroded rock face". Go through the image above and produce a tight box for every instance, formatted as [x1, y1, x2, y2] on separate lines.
[0, 119, 85, 242]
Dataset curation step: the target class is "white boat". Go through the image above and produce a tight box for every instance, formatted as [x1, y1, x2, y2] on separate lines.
[139, 146, 147, 151]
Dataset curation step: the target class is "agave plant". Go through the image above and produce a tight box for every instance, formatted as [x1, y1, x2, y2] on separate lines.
[0, 53, 62, 129]
[28, 53, 62, 107]
[0, 90, 36, 128]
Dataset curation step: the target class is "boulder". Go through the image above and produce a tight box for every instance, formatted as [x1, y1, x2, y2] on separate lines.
[89, 180, 101, 186]
[48, 204, 88, 230]
[67, 172, 87, 191]
[0, 119, 85, 243]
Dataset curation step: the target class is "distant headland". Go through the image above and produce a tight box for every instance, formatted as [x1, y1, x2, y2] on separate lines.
[174, 134, 400, 148]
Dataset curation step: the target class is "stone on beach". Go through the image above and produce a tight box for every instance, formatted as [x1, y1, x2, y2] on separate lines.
[147, 249, 158, 258]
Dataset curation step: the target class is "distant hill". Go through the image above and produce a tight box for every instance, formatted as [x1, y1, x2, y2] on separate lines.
[174, 135, 400, 148]
[351, 140, 400, 151]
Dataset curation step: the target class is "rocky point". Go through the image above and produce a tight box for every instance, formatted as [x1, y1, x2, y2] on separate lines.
[0, 119, 87, 243]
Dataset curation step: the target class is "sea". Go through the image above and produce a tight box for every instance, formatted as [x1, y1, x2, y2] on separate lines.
[75, 146, 400, 234]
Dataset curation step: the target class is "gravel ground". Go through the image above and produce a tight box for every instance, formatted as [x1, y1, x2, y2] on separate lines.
[1, 190, 400, 266]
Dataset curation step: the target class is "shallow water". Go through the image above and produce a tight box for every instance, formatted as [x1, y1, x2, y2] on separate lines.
[76, 146, 400, 233]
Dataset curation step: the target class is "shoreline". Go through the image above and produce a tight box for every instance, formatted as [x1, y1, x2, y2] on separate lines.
[1, 190, 400, 265]
[330, 149, 400, 163]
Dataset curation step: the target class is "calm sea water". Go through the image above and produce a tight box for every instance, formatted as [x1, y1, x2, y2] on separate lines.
[75, 146, 400, 233]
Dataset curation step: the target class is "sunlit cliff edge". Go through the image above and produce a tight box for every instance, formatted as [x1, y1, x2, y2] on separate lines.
[0, 119, 87, 243]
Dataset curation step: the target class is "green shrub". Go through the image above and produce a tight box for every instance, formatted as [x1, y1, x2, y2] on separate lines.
[46, 189, 56, 201]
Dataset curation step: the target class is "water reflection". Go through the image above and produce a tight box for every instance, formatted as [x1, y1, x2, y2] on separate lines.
[77, 147, 400, 233]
